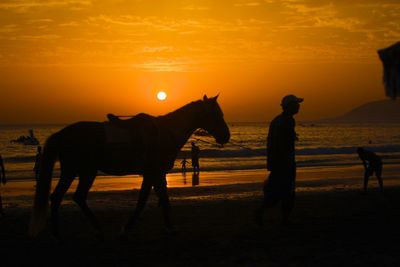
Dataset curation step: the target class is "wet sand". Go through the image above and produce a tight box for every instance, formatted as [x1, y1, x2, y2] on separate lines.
[3, 164, 400, 198]
[0, 165, 400, 266]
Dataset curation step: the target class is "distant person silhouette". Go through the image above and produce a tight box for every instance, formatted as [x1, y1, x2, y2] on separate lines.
[33, 146, 42, 183]
[357, 147, 383, 193]
[0, 154, 6, 217]
[191, 141, 200, 173]
[181, 158, 188, 173]
[254, 95, 303, 226]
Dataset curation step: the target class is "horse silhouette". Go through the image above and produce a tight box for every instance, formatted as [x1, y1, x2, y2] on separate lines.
[29, 95, 230, 238]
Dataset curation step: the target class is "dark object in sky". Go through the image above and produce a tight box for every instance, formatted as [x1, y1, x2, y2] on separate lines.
[29, 95, 230, 239]
[378, 42, 400, 99]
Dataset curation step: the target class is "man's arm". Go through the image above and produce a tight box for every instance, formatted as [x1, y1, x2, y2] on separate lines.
[276, 118, 295, 166]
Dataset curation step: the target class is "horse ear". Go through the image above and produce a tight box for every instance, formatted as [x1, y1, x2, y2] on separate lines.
[213, 94, 219, 101]
[203, 95, 208, 101]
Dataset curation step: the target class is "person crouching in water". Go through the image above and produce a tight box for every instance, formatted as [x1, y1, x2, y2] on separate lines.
[357, 147, 383, 193]
[254, 95, 303, 226]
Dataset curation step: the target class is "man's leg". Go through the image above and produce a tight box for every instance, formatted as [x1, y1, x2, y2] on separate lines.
[153, 177, 173, 230]
[281, 168, 296, 225]
[363, 167, 373, 193]
[376, 164, 383, 193]
[254, 172, 279, 226]
[282, 190, 295, 225]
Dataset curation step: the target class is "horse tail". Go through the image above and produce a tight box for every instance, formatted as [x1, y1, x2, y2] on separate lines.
[29, 133, 60, 238]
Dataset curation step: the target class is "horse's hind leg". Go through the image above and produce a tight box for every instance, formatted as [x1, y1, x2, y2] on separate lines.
[50, 170, 75, 238]
[123, 178, 152, 232]
[153, 175, 174, 231]
[72, 171, 100, 234]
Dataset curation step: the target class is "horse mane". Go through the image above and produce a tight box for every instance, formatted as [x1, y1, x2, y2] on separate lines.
[158, 100, 203, 121]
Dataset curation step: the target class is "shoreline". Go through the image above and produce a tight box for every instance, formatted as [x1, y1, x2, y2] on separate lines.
[2, 164, 399, 199]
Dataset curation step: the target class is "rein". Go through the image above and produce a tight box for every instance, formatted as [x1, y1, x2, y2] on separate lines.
[194, 136, 265, 156]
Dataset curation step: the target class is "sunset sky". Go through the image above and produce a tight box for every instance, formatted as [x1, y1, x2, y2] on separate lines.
[0, 0, 399, 124]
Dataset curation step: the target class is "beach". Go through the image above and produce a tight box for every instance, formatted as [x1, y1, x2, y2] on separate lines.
[2, 1, 400, 266]
[1, 165, 400, 266]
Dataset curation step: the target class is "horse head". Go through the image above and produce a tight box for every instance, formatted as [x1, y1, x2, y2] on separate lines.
[200, 94, 230, 145]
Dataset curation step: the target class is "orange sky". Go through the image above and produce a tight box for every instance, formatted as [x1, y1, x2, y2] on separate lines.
[0, 0, 399, 124]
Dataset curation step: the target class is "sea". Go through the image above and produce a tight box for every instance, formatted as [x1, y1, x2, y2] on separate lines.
[1, 122, 400, 181]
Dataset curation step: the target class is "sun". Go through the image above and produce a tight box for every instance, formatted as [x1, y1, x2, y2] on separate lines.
[157, 91, 167, 101]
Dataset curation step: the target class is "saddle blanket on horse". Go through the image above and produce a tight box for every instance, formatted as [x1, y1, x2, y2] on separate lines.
[103, 113, 158, 148]
[103, 122, 132, 144]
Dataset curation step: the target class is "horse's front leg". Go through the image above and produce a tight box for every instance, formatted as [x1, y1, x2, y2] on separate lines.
[122, 178, 152, 233]
[153, 174, 175, 233]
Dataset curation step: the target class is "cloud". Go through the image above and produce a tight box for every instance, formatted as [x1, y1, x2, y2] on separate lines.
[59, 21, 80, 27]
[86, 15, 270, 34]
[0, 0, 399, 69]
[314, 17, 361, 31]
[0, 0, 92, 13]
[0, 34, 61, 41]
[181, 5, 209, 11]
[27, 19, 54, 24]
[142, 46, 176, 53]
[131, 58, 195, 72]
[0, 24, 19, 33]
[234, 2, 261, 7]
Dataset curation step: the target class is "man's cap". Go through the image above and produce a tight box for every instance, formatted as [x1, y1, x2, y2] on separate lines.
[281, 94, 304, 107]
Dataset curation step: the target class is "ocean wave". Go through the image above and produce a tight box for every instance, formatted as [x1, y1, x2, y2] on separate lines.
[178, 144, 400, 158]
[4, 145, 400, 165]
[296, 145, 400, 155]
[3, 155, 35, 163]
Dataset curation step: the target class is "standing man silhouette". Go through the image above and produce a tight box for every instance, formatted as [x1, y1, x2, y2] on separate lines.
[0, 154, 6, 217]
[191, 141, 200, 173]
[255, 95, 303, 226]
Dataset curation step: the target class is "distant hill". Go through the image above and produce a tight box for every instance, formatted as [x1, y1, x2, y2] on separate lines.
[328, 99, 400, 123]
